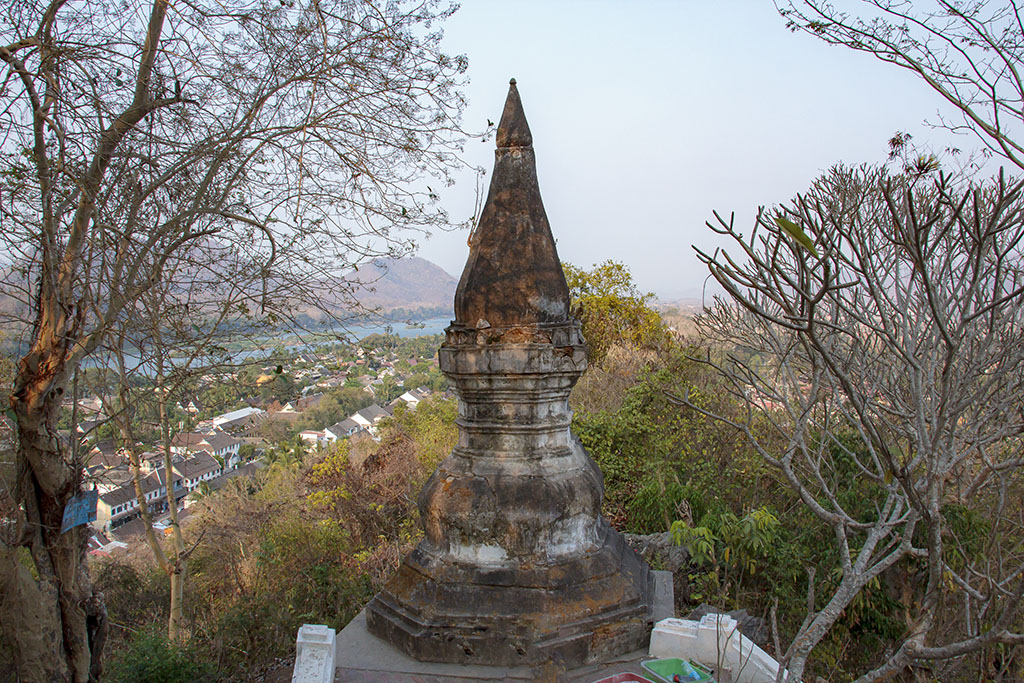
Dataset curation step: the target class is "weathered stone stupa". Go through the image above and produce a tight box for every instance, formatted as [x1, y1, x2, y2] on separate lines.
[365, 80, 653, 667]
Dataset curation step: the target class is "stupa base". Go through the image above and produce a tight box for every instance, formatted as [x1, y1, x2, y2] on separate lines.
[365, 525, 654, 668]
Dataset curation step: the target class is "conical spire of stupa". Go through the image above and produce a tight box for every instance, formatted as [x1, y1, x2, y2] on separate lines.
[454, 79, 570, 328]
[495, 77, 532, 148]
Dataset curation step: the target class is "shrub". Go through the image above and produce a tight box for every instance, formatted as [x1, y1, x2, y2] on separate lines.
[105, 627, 213, 683]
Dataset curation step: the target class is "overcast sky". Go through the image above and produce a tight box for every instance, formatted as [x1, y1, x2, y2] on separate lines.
[415, 1, 978, 302]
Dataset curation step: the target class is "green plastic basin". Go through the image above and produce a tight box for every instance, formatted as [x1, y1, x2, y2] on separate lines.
[640, 658, 715, 683]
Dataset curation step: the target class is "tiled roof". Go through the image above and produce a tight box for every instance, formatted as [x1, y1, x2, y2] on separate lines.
[292, 393, 324, 411]
[173, 452, 221, 480]
[100, 468, 183, 508]
[87, 448, 123, 469]
[357, 404, 391, 422]
[171, 432, 206, 448]
[326, 418, 360, 437]
[90, 465, 134, 490]
[216, 412, 267, 433]
[109, 517, 148, 540]
[202, 433, 241, 451]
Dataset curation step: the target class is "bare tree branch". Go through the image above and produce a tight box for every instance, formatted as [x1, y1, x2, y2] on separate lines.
[692, 164, 1024, 681]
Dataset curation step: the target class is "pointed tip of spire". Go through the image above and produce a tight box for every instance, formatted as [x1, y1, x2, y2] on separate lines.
[496, 78, 532, 148]
[452, 78, 569, 329]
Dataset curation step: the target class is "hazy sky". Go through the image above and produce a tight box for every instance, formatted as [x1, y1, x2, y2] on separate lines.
[415, 1, 977, 302]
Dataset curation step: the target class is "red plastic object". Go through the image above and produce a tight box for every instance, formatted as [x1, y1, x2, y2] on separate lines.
[589, 674, 658, 683]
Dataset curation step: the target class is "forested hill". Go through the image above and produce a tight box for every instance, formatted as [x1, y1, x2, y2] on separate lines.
[348, 257, 458, 313]
[0, 255, 459, 324]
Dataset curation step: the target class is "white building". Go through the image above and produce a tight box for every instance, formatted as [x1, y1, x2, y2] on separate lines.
[350, 404, 391, 435]
[212, 406, 264, 427]
[94, 468, 185, 532]
[324, 418, 361, 442]
[198, 432, 242, 468]
[172, 452, 223, 491]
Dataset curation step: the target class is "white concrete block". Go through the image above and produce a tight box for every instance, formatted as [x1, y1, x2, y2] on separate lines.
[293, 623, 337, 683]
[649, 615, 793, 683]
[649, 618, 701, 658]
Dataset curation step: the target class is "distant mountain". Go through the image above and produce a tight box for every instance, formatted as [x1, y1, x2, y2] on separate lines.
[347, 257, 457, 314]
[0, 255, 460, 330]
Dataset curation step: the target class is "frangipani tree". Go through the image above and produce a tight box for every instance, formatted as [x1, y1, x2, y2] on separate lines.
[685, 165, 1024, 681]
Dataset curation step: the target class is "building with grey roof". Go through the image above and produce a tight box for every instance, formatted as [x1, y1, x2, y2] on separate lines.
[172, 452, 223, 491]
[94, 468, 184, 532]
[324, 418, 362, 442]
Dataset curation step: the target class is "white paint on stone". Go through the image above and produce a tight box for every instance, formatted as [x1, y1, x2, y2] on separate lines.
[546, 515, 596, 558]
[649, 615, 793, 683]
[292, 623, 336, 683]
[531, 293, 566, 318]
[450, 542, 509, 566]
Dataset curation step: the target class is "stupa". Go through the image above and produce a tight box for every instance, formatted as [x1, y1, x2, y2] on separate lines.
[365, 79, 654, 667]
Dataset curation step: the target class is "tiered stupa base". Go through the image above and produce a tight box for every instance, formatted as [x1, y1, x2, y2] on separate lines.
[366, 524, 653, 666]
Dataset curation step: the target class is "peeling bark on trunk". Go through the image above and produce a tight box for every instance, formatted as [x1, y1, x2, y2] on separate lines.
[6, 349, 108, 682]
[0, 542, 64, 680]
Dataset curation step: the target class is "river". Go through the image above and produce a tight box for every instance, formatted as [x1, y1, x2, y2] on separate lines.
[81, 317, 452, 373]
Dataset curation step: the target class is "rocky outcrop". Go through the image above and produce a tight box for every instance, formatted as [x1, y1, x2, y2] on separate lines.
[624, 531, 690, 572]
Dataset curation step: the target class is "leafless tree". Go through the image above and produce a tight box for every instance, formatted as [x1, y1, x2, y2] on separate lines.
[0, 0, 470, 678]
[681, 165, 1024, 681]
[100, 243, 276, 644]
[778, 0, 1024, 172]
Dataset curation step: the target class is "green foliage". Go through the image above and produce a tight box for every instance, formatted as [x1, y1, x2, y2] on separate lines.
[389, 333, 445, 361]
[360, 332, 394, 352]
[671, 507, 780, 576]
[572, 376, 685, 528]
[261, 436, 305, 471]
[384, 396, 458, 472]
[941, 502, 992, 570]
[568, 345, 914, 673]
[184, 469, 375, 675]
[673, 523, 716, 567]
[669, 507, 781, 604]
[563, 260, 671, 365]
[258, 417, 297, 446]
[306, 396, 456, 546]
[93, 561, 167, 629]
[625, 473, 693, 536]
[374, 374, 404, 404]
[190, 480, 213, 500]
[775, 214, 818, 257]
[258, 371, 296, 403]
[105, 627, 214, 683]
[573, 356, 768, 532]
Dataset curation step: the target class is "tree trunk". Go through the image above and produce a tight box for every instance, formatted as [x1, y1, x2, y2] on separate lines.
[158, 356, 188, 643]
[169, 563, 184, 641]
[6, 344, 107, 682]
[112, 340, 184, 644]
